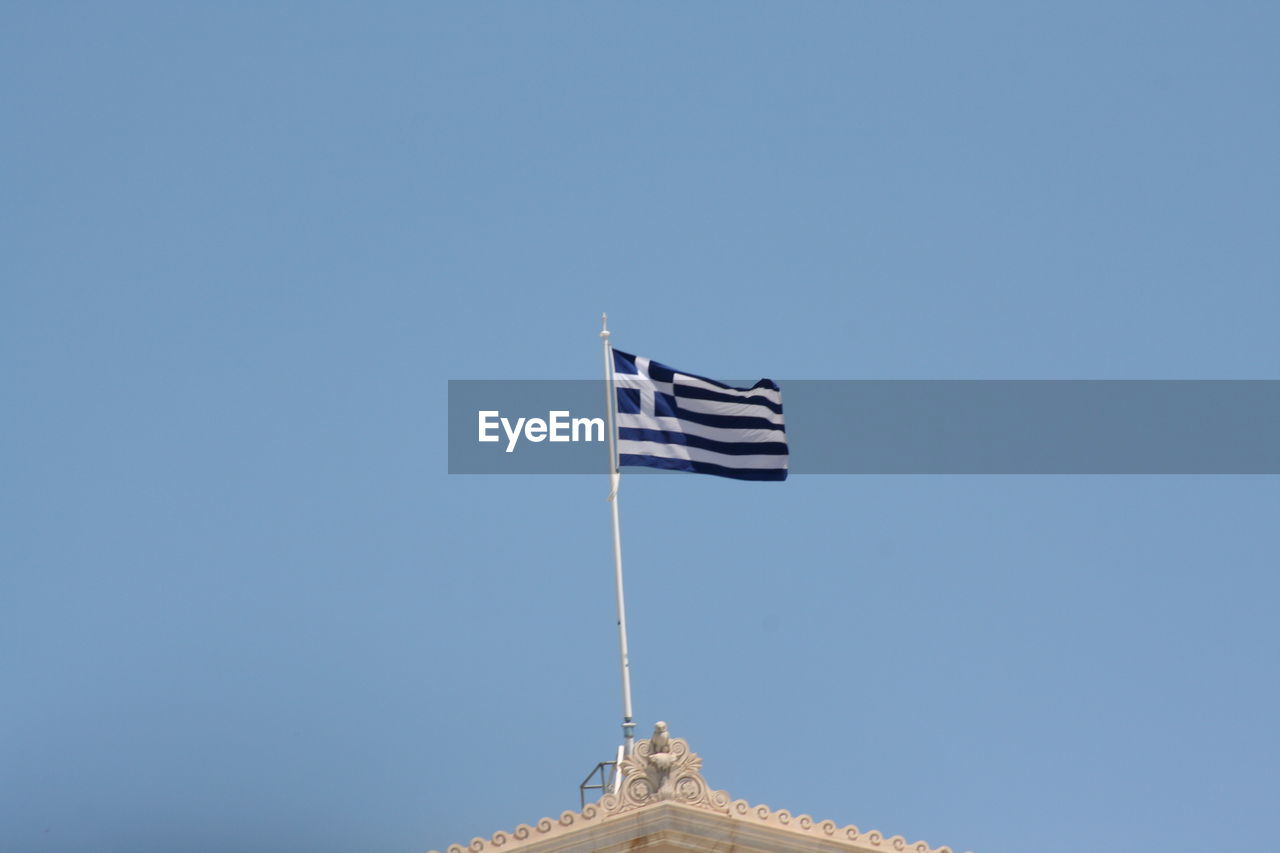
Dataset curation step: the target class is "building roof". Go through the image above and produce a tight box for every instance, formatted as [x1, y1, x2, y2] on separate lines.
[428, 727, 969, 853]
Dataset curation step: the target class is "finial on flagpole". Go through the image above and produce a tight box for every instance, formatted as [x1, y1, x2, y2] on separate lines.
[601, 312, 610, 339]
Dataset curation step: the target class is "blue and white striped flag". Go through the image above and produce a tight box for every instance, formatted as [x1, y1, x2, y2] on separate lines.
[612, 349, 788, 481]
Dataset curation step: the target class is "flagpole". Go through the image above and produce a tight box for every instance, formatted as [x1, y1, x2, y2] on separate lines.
[600, 313, 636, 755]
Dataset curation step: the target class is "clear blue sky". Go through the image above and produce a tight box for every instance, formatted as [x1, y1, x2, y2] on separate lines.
[3, 4, 1277, 853]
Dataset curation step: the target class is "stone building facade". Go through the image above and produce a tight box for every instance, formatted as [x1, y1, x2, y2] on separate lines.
[428, 726, 968, 853]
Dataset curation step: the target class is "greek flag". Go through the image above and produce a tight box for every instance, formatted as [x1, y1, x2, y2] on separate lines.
[612, 349, 788, 481]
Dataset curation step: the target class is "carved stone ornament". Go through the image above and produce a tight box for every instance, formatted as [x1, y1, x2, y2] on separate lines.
[429, 723, 969, 853]
[599, 722, 732, 816]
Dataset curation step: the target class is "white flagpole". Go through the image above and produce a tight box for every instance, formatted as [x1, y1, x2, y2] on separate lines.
[600, 313, 636, 755]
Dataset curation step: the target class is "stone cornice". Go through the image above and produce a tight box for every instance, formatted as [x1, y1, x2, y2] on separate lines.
[427, 731, 968, 853]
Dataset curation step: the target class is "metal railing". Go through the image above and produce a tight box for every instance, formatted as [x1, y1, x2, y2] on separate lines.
[578, 745, 626, 808]
[579, 760, 617, 808]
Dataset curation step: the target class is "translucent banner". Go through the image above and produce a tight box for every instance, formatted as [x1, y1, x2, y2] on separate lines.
[448, 380, 1280, 474]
